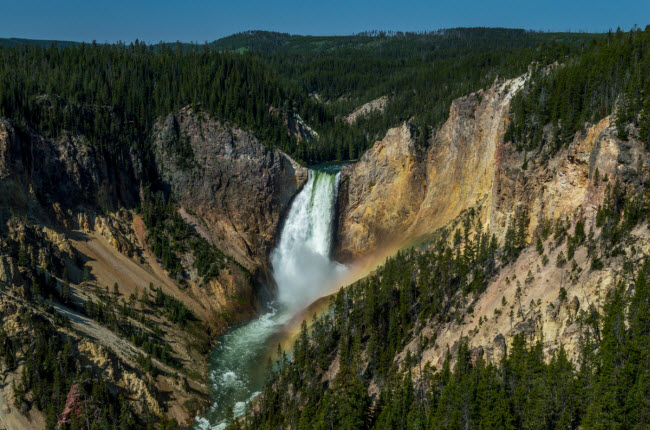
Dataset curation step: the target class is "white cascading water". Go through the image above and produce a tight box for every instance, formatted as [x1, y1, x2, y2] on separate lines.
[271, 170, 345, 309]
[197, 168, 345, 430]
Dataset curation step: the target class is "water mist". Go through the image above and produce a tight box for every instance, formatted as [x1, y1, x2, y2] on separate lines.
[197, 168, 345, 430]
[271, 170, 346, 310]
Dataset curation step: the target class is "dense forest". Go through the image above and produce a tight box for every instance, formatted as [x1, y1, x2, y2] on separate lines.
[232, 173, 650, 430]
[0, 41, 301, 168]
[0, 28, 602, 166]
[224, 29, 600, 161]
[506, 26, 650, 156]
[3, 28, 645, 168]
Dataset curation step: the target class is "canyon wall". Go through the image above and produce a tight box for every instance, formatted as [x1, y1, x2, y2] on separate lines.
[152, 107, 308, 283]
[0, 109, 308, 424]
[335, 76, 527, 261]
[335, 74, 643, 260]
[0, 118, 143, 214]
[334, 73, 650, 370]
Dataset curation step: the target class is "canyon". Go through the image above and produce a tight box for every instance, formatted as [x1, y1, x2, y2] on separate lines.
[0, 109, 308, 425]
[0, 70, 646, 427]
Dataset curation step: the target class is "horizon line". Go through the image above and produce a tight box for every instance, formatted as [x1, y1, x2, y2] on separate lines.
[0, 25, 638, 46]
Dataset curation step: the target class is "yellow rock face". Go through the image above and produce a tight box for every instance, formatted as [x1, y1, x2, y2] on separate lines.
[335, 76, 527, 261]
[335, 122, 427, 261]
[334, 71, 650, 370]
[336, 73, 641, 262]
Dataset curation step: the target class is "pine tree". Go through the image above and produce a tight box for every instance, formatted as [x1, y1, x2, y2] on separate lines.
[17, 240, 29, 267]
[583, 283, 627, 430]
[61, 268, 71, 304]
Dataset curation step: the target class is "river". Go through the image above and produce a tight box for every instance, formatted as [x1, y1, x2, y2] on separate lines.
[196, 167, 346, 429]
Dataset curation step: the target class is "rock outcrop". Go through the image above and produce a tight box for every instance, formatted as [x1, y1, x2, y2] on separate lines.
[152, 107, 308, 281]
[334, 72, 650, 371]
[335, 76, 526, 261]
[487, 115, 635, 243]
[345, 96, 388, 124]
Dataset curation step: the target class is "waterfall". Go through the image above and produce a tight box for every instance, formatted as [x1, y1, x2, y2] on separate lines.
[271, 170, 345, 309]
[197, 168, 345, 430]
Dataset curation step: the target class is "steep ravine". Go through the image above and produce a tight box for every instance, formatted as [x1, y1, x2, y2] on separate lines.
[0, 109, 310, 426]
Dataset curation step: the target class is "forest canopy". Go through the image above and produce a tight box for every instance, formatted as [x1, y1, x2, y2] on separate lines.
[0, 28, 603, 164]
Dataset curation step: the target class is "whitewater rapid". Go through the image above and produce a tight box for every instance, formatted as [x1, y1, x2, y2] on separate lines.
[197, 168, 345, 430]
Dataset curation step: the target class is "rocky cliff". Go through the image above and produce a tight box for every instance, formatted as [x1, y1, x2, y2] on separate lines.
[335, 123, 427, 261]
[335, 76, 526, 261]
[0, 108, 308, 426]
[0, 118, 143, 215]
[336, 73, 646, 261]
[344, 96, 388, 124]
[334, 73, 650, 369]
[152, 107, 308, 284]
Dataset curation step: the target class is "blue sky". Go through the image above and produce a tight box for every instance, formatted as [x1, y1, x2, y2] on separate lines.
[1, 0, 648, 43]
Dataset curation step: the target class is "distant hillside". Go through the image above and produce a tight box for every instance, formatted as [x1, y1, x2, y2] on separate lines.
[0, 37, 78, 49]
[0, 28, 609, 165]
[216, 28, 604, 161]
[210, 28, 601, 55]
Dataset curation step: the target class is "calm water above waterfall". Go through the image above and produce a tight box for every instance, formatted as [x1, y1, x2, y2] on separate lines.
[197, 168, 346, 429]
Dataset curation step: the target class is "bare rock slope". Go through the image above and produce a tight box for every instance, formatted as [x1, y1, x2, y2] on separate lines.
[336, 74, 631, 260]
[345, 96, 388, 124]
[152, 107, 308, 282]
[336, 76, 526, 261]
[335, 73, 650, 369]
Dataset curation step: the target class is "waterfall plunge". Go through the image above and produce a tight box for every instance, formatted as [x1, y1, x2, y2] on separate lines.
[197, 168, 345, 430]
[271, 170, 346, 310]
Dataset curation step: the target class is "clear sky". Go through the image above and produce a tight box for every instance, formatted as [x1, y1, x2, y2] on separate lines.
[1, 0, 648, 43]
